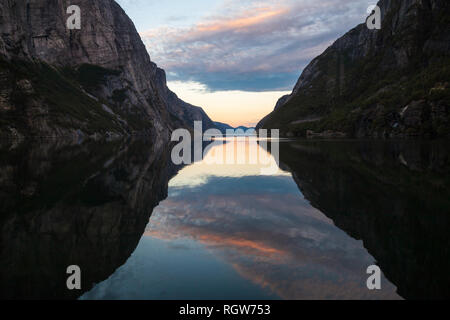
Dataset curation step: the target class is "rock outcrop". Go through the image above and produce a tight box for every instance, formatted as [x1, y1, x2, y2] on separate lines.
[154, 67, 216, 131]
[0, 0, 215, 139]
[258, 0, 450, 138]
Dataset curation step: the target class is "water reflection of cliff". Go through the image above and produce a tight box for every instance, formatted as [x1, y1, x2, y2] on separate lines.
[0, 139, 177, 299]
[275, 140, 450, 299]
[96, 140, 399, 300]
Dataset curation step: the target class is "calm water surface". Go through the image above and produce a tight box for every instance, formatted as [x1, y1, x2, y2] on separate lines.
[1, 138, 449, 299]
[81, 139, 400, 300]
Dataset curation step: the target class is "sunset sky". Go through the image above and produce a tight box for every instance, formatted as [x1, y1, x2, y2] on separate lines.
[116, 0, 369, 127]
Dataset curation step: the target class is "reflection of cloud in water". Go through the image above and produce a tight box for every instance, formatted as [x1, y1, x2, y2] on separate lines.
[169, 139, 288, 188]
[147, 170, 401, 299]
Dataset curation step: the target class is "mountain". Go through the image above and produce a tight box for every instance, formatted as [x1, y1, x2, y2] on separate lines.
[235, 126, 255, 131]
[214, 122, 255, 134]
[258, 0, 450, 138]
[0, 0, 215, 140]
[155, 67, 216, 132]
[214, 121, 234, 133]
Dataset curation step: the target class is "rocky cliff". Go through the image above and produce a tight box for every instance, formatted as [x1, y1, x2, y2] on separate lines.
[0, 0, 215, 139]
[258, 0, 450, 138]
[154, 67, 216, 131]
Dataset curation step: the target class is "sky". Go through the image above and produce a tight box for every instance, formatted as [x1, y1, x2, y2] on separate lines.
[116, 0, 370, 127]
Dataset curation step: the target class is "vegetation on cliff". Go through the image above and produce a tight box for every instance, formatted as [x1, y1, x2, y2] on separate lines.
[259, 0, 449, 138]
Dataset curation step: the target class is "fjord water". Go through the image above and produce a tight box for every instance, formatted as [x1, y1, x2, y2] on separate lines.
[1, 138, 449, 299]
[81, 138, 401, 300]
[78, 137, 450, 300]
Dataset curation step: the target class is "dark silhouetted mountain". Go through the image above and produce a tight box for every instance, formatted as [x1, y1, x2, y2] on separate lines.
[235, 126, 255, 132]
[214, 122, 256, 134]
[214, 121, 234, 133]
[258, 0, 449, 138]
[0, 0, 215, 140]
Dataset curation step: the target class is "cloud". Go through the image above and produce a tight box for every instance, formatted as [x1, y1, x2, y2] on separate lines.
[145, 181, 400, 299]
[140, 0, 369, 91]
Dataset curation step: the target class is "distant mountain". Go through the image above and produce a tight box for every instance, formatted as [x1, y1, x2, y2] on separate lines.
[155, 68, 216, 132]
[213, 122, 255, 134]
[258, 0, 450, 138]
[214, 122, 234, 133]
[235, 126, 256, 132]
[0, 0, 215, 140]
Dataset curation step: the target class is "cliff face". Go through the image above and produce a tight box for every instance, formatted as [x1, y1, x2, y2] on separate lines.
[258, 0, 450, 138]
[154, 67, 216, 131]
[0, 0, 215, 139]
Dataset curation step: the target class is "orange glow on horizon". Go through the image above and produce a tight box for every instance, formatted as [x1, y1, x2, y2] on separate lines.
[167, 81, 290, 128]
[197, 8, 287, 33]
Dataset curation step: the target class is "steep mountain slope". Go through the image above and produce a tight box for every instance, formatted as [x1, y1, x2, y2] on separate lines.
[258, 0, 450, 138]
[154, 67, 216, 131]
[0, 0, 215, 139]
